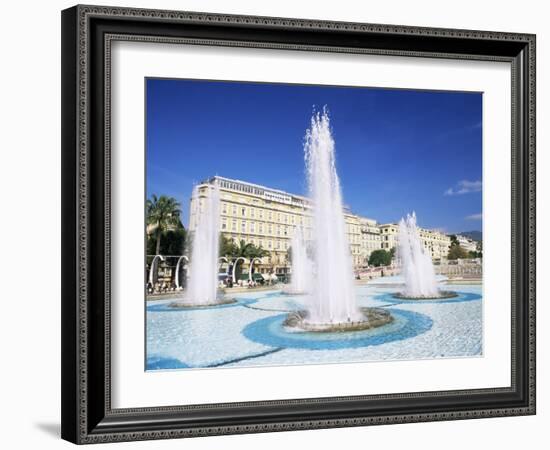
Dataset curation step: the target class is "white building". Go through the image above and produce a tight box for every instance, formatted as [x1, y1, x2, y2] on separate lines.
[456, 235, 478, 253]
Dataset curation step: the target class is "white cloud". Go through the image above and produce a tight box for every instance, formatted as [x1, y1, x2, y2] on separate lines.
[465, 213, 482, 220]
[444, 180, 482, 196]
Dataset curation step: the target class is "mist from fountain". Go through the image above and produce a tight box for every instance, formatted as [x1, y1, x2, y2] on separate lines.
[398, 212, 440, 298]
[304, 109, 362, 324]
[284, 227, 310, 295]
[182, 183, 222, 305]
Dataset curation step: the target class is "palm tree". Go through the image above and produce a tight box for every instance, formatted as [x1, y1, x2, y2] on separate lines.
[219, 234, 238, 258]
[233, 240, 270, 259]
[234, 240, 254, 258]
[226, 240, 269, 281]
[248, 244, 270, 259]
[146, 194, 182, 255]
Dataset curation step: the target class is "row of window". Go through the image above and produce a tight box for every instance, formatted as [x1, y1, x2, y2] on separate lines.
[222, 220, 306, 237]
[217, 179, 265, 196]
[219, 202, 363, 235]
[213, 185, 448, 242]
[231, 239, 367, 256]
[227, 235, 291, 251]
[362, 241, 381, 248]
[220, 220, 367, 243]
[217, 179, 308, 208]
[222, 203, 310, 225]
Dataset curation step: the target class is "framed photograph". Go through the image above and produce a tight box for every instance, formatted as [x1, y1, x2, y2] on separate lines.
[61, 5, 536, 444]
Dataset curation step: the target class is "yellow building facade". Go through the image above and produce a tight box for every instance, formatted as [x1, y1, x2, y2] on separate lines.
[359, 217, 382, 265]
[379, 223, 451, 261]
[189, 176, 451, 274]
[190, 176, 365, 274]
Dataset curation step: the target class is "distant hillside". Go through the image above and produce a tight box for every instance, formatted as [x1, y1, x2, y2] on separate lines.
[458, 230, 482, 242]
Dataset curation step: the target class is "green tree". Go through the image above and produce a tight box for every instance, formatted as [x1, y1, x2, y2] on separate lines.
[234, 239, 270, 259]
[146, 195, 182, 255]
[219, 237, 270, 260]
[368, 249, 392, 267]
[447, 233, 472, 260]
[222, 239, 270, 281]
[234, 239, 254, 258]
[448, 245, 468, 260]
[219, 234, 238, 258]
[250, 245, 270, 259]
[476, 240, 483, 258]
[147, 224, 186, 256]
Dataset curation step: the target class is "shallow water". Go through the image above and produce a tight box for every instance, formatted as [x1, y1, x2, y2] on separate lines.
[146, 283, 482, 371]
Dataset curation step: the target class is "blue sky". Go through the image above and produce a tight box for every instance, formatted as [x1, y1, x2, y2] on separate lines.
[146, 78, 482, 233]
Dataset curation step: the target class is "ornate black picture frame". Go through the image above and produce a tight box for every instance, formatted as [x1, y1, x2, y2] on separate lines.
[61, 4, 536, 444]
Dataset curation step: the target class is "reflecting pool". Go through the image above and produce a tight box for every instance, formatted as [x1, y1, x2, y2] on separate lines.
[146, 283, 482, 370]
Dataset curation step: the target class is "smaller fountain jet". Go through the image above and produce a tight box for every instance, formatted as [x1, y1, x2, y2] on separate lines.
[396, 212, 456, 299]
[282, 227, 310, 295]
[171, 182, 234, 307]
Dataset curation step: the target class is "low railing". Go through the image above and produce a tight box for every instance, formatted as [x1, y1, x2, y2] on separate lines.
[437, 264, 482, 277]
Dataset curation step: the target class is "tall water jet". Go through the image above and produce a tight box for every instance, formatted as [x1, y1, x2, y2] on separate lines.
[284, 108, 393, 332]
[396, 212, 456, 299]
[171, 182, 233, 307]
[283, 227, 310, 295]
[303, 109, 362, 325]
[284, 109, 393, 332]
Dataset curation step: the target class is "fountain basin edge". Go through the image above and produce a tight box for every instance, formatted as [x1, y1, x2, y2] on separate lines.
[169, 298, 237, 308]
[280, 289, 309, 296]
[393, 290, 458, 300]
[283, 307, 393, 333]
